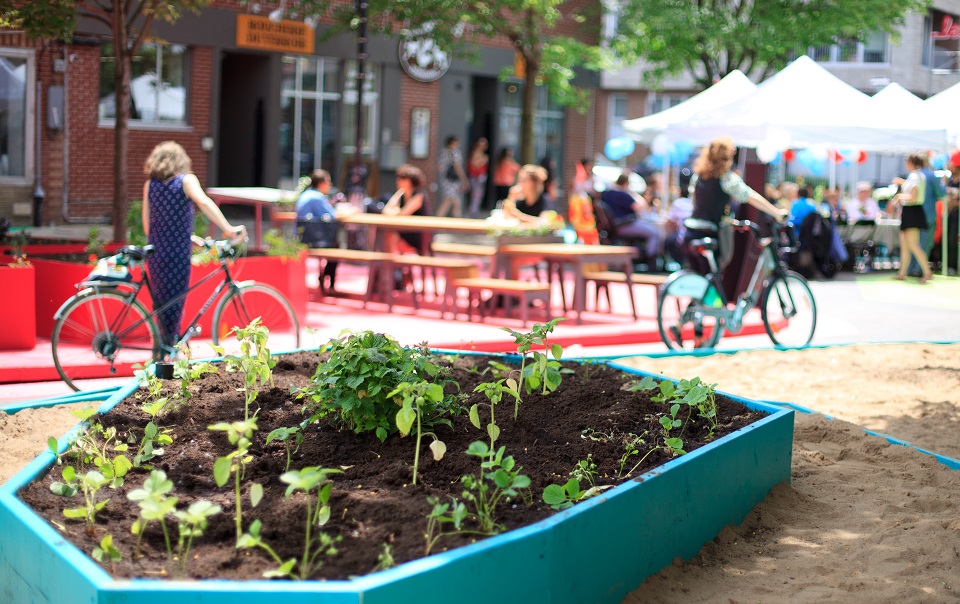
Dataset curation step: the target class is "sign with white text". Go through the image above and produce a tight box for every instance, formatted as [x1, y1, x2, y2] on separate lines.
[237, 14, 315, 54]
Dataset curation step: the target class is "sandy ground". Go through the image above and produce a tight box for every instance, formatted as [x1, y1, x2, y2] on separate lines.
[2, 342, 959, 602]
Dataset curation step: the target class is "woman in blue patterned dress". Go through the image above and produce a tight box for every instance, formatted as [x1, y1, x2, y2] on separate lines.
[142, 141, 247, 351]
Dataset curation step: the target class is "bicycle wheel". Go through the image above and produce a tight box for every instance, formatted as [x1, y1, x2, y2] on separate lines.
[761, 272, 817, 347]
[657, 271, 724, 350]
[212, 283, 301, 353]
[52, 289, 161, 392]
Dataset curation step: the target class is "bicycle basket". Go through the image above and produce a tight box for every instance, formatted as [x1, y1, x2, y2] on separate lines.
[86, 254, 132, 282]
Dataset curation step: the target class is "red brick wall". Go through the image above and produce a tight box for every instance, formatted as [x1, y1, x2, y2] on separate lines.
[398, 77, 441, 188]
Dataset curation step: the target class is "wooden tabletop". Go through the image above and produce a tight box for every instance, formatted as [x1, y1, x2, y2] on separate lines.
[497, 243, 638, 257]
[207, 187, 297, 204]
[339, 213, 545, 235]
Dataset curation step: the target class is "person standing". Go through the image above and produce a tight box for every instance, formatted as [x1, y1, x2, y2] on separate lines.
[493, 147, 521, 203]
[142, 141, 247, 351]
[908, 158, 945, 277]
[892, 154, 934, 283]
[568, 158, 599, 244]
[436, 136, 468, 218]
[466, 137, 489, 218]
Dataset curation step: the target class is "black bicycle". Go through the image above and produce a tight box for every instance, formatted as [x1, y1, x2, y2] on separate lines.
[51, 238, 300, 391]
[657, 219, 817, 350]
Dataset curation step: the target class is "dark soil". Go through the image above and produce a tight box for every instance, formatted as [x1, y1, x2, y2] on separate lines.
[19, 352, 765, 581]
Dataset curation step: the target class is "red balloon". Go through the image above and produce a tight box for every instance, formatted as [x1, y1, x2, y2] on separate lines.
[950, 150, 960, 167]
[857, 150, 868, 164]
[783, 149, 796, 162]
[830, 149, 844, 164]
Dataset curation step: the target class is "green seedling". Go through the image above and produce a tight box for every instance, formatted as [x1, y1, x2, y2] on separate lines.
[373, 543, 396, 572]
[502, 318, 568, 418]
[223, 318, 276, 421]
[542, 477, 613, 510]
[92, 534, 122, 567]
[470, 379, 520, 449]
[173, 500, 222, 575]
[273, 465, 343, 579]
[424, 496, 467, 555]
[62, 470, 111, 534]
[209, 418, 261, 543]
[236, 519, 291, 577]
[172, 343, 219, 400]
[630, 375, 720, 439]
[617, 433, 645, 478]
[49, 465, 78, 497]
[391, 381, 449, 486]
[570, 454, 599, 489]
[461, 441, 531, 535]
[130, 421, 174, 469]
[265, 426, 304, 472]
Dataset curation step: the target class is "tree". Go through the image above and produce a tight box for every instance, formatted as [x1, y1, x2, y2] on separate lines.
[613, 0, 930, 89]
[344, 0, 611, 163]
[2, 0, 208, 242]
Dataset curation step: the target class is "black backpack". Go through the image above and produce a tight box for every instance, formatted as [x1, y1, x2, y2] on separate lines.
[799, 212, 837, 278]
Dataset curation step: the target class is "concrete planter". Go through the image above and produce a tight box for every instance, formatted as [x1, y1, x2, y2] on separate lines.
[0, 359, 793, 604]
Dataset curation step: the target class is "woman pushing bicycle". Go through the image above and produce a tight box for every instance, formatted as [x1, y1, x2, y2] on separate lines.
[142, 141, 247, 349]
[684, 136, 787, 275]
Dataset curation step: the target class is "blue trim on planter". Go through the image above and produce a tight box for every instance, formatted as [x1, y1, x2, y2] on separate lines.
[0, 353, 793, 604]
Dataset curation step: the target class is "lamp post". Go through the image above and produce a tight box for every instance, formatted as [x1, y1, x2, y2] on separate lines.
[348, 0, 369, 202]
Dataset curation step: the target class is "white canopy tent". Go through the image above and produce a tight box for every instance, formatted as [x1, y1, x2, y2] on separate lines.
[923, 81, 960, 146]
[663, 56, 948, 153]
[621, 70, 757, 144]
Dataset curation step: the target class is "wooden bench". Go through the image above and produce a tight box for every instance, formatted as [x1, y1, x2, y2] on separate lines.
[430, 242, 498, 258]
[581, 270, 667, 318]
[307, 248, 392, 303]
[446, 274, 552, 327]
[380, 255, 480, 311]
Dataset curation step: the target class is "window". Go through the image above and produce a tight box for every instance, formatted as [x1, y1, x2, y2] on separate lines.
[0, 49, 33, 181]
[807, 31, 887, 64]
[498, 83, 566, 182]
[99, 42, 188, 125]
[279, 56, 342, 190]
[647, 93, 690, 115]
[607, 94, 628, 141]
[340, 60, 380, 160]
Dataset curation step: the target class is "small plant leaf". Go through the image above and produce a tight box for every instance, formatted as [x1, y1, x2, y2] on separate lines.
[213, 456, 232, 487]
[429, 439, 446, 461]
[396, 406, 416, 436]
[47, 436, 59, 455]
[542, 484, 568, 506]
[550, 343, 563, 361]
[468, 405, 481, 429]
[487, 423, 500, 444]
[250, 483, 264, 508]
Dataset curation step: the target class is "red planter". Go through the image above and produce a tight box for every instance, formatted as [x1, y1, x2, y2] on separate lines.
[31, 253, 306, 341]
[0, 264, 37, 350]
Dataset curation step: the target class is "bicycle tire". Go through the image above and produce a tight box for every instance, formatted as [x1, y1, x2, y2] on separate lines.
[52, 289, 161, 392]
[760, 271, 817, 347]
[657, 271, 724, 351]
[212, 283, 301, 351]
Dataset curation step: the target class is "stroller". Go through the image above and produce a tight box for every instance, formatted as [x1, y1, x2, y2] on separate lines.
[790, 211, 844, 278]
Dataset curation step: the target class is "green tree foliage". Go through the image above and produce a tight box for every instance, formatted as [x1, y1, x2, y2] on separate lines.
[613, 0, 930, 89]
[343, 0, 612, 163]
[1, 0, 209, 242]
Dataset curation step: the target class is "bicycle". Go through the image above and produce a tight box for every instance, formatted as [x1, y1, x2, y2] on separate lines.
[656, 219, 817, 350]
[51, 238, 301, 391]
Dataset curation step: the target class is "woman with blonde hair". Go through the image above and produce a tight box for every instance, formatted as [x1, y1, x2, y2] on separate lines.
[142, 141, 247, 350]
[503, 164, 551, 224]
[684, 136, 786, 274]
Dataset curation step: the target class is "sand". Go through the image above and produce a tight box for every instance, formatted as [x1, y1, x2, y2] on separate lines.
[2, 342, 959, 602]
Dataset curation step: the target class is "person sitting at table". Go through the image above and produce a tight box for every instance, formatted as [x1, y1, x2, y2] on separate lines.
[788, 186, 818, 227]
[503, 164, 552, 224]
[296, 168, 345, 292]
[599, 173, 661, 263]
[381, 164, 430, 254]
[845, 182, 881, 223]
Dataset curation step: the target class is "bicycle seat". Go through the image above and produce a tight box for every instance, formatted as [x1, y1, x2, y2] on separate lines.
[688, 237, 718, 252]
[117, 245, 156, 262]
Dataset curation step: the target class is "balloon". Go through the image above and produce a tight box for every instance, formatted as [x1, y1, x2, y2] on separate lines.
[857, 150, 868, 164]
[932, 153, 948, 170]
[809, 145, 829, 162]
[669, 142, 692, 165]
[604, 137, 634, 161]
[783, 149, 796, 162]
[756, 143, 778, 164]
[766, 127, 792, 152]
[830, 149, 844, 164]
[949, 149, 960, 167]
[650, 134, 670, 156]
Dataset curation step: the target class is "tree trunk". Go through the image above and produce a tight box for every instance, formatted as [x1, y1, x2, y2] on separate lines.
[520, 56, 538, 165]
[111, 12, 130, 243]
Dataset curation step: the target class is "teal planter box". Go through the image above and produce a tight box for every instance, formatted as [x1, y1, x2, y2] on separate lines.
[0, 360, 793, 604]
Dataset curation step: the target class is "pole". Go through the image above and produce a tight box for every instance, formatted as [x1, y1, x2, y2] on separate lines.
[350, 0, 369, 203]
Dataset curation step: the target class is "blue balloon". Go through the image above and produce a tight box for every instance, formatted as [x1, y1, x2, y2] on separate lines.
[604, 137, 636, 161]
[646, 153, 668, 168]
[932, 154, 948, 170]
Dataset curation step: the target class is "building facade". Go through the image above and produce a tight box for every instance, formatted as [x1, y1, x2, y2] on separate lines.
[0, 1, 598, 227]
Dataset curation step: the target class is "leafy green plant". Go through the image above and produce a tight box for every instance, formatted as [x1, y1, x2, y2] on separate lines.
[173, 500, 222, 575]
[172, 343, 218, 400]
[502, 318, 568, 419]
[272, 466, 343, 580]
[629, 375, 720, 439]
[265, 426, 303, 472]
[390, 380, 449, 486]
[4, 229, 30, 267]
[424, 496, 467, 555]
[222, 318, 276, 421]
[470, 379, 520, 449]
[617, 433, 646, 478]
[62, 470, 111, 534]
[460, 441, 531, 535]
[541, 477, 612, 510]
[570, 454, 599, 489]
[84, 227, 106, 262]
[264, 228, 306, 258]
[373, 543, 396, 572]
[131, 421, 174, 469]
[209, 418, 261, 543]
[57, 408, 132, 488]
[91, 534, 122, 567]
[298, 332, 450, 442]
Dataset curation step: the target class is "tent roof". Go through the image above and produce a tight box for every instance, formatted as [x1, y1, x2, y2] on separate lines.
[664, 56, 947, 152]
[621, 70, 756, 144]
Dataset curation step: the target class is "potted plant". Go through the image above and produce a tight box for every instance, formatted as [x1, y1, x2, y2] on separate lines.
[0, 324, 793, 603]
[0, 225, 36, 350]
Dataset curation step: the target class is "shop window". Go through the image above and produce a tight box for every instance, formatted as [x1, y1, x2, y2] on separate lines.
[607, 94, 627, 141]
[99, 42, 188, 125]
[0, 49, 33, 181]
[498, 82, 565, 185]
[341, 60, 380, 160]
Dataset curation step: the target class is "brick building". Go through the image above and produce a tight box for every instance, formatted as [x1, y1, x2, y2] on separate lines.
[0, 1, 599, 228]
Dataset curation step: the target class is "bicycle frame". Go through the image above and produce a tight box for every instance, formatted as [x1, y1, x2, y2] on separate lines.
[71, 253, 242, 356]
